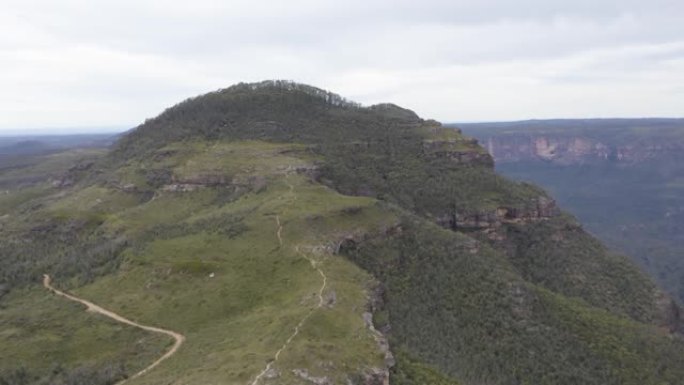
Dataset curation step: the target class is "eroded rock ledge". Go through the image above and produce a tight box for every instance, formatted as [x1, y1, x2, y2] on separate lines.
[436, 196, 560, 233]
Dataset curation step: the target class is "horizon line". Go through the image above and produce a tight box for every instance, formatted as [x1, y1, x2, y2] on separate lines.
[2, 116, 684, 136]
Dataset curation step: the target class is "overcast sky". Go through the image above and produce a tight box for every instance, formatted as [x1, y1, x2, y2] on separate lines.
[1, 0, 683, 133]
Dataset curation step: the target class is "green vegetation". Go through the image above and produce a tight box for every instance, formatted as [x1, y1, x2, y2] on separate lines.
[342, 216, 684, 385]
[391, 351, 461, 385]
[110, 81, 543, 219]
[1, 139, 395, 384]
[497, 160, 684, 304]
[2, 83, 683, 385]
[496, 215, 660, 322]
[461, 119, 684, 304]
[0, 288, 169, 385]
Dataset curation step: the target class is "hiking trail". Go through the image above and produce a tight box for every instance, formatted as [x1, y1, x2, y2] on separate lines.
[249, 175, 328, 385]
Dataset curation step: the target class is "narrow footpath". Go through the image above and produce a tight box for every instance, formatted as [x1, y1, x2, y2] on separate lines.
[249, 177, 328, 385]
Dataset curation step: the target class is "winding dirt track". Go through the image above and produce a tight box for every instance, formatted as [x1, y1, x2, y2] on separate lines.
[42, 274, 185, 384]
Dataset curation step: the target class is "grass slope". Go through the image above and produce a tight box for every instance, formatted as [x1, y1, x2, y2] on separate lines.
[1, 141, 394, 384]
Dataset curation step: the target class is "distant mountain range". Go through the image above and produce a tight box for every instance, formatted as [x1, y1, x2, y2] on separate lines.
[0, 133, 121, 156]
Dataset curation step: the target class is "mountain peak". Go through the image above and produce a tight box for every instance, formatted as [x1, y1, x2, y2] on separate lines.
[216, 80, 362, 108]
[112, 81, 424, 161]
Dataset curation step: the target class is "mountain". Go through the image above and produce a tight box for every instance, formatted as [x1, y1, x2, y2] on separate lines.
[2, 82, 684, 385]
[458, 119, 684, 304]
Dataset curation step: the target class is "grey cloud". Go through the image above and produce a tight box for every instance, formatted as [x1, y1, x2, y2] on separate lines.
[0, 0, 683, 131]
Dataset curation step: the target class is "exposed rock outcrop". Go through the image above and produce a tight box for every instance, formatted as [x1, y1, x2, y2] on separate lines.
[52, 161, 95, 188]
[655, 291, 684, 333]
[292, 369, 331, 385]
[422, 139, 494, 167]
[436, 196, 559, 233]
[360, 283, 394, 385]
[358, 368, 391, 385]
[161, 173, 267, 194]
[172, 174, 232, 186]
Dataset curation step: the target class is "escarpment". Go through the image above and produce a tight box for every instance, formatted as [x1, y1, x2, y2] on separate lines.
[459, 119, 684, 165]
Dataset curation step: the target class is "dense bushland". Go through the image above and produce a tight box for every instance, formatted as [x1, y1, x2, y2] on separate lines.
[343, 217, 684, 385]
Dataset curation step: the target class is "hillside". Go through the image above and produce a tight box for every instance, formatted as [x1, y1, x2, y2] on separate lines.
[2, 82, 684, 385]
[458, 119, 684, 304]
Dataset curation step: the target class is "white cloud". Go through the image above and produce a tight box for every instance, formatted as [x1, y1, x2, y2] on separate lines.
[0, 0, 682, 132]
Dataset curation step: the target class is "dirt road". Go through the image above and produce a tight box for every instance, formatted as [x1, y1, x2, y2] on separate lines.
[42, 274, 185, 384]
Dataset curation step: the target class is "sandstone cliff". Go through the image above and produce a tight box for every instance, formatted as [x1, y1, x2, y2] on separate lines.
[456, 118, 684, 165]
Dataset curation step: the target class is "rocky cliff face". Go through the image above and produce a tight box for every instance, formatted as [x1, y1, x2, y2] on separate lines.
[422, 138, 494, 166]
[435, 196, 560, 242]
[484, 135, 609, 164]
[482, 134, 684, 165]
[456, 119, 684, 165]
